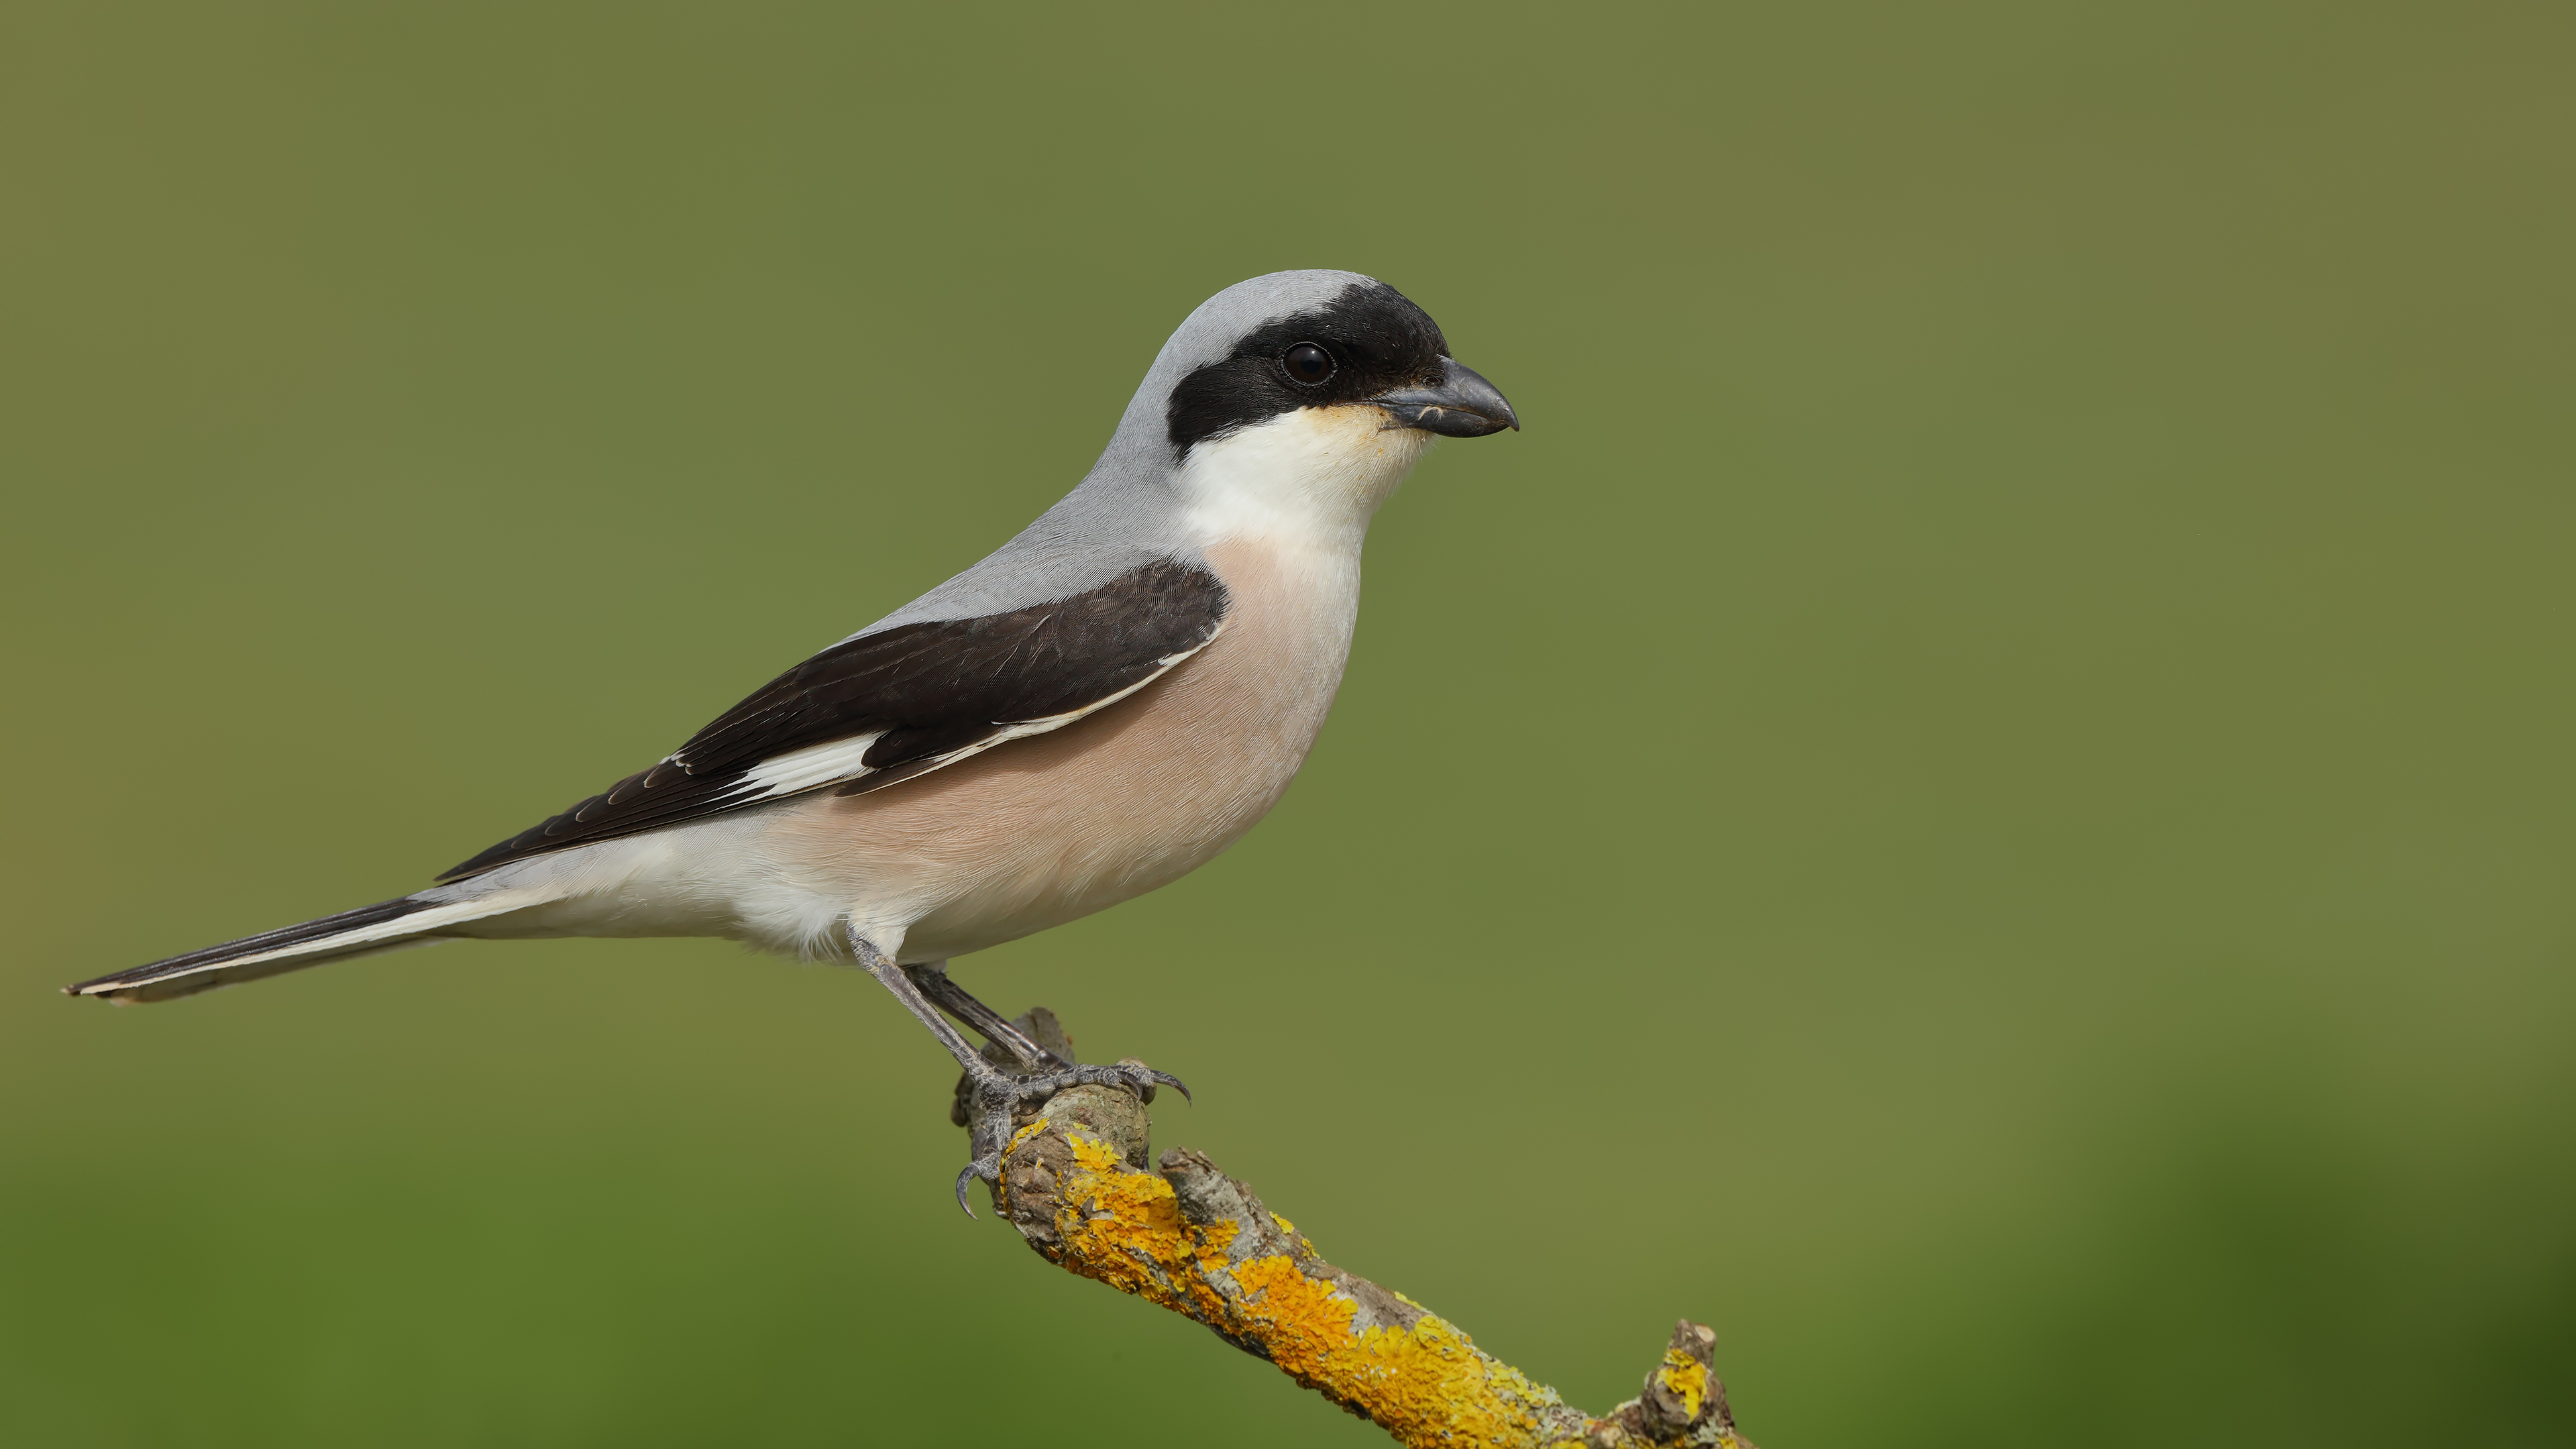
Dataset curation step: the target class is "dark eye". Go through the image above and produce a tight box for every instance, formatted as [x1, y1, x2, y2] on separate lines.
[1282, 341, 1334, 386]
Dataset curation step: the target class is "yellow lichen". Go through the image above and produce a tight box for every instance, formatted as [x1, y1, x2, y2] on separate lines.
[1044, 1134, 1560, 1448]
[1657, 1348, 1709, 1419]
[1050, 1134, 1205, 1311]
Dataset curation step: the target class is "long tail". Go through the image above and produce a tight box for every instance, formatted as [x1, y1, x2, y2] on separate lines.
[64, 891, 535, 1003]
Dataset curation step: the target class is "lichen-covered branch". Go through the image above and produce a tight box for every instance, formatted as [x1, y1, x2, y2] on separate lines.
[957, 1010, 1758, 1449]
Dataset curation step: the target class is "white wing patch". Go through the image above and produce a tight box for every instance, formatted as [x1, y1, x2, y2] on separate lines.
[737, 731, 891, 802]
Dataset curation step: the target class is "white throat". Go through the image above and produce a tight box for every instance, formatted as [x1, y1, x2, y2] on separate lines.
[1175, 405, 1432, 555]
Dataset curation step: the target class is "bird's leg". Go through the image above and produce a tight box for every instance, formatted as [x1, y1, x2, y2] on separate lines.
[847, 924, 1189, 1218]
[847, 932, 991, 1075]
[904, 961, 1063, 1071]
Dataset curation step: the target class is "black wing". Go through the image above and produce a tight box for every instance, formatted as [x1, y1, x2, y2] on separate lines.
[439, 558, 1227, 881]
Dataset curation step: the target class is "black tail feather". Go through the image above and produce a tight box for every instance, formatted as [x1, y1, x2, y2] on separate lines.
[66, 896, 438, 1002]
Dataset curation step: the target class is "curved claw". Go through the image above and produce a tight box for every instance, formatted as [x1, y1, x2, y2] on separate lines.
[947, 1061, 1189, 1217]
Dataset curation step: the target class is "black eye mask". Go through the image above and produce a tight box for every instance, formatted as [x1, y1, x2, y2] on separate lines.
[1164, 280, 1450, 457]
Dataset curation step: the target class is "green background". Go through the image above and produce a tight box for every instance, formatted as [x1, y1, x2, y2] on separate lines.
[3, 4, 2569, 1444]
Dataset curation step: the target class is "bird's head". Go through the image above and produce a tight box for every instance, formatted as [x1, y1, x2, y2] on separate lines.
[1108, 270, 1518, 547]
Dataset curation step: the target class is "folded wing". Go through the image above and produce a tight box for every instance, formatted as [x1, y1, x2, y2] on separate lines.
[439, 557, 1227, 881]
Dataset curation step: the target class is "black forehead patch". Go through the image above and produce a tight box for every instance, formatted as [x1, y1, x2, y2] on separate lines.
[1165, 281, 1452, 457]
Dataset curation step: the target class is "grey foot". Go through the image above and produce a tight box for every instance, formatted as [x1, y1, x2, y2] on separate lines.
[953, 1058, 1191, 1216]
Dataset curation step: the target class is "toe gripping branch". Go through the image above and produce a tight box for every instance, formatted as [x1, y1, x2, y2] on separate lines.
[945, 1002, 1760, 1449]
[938, 999, 1187, 1218]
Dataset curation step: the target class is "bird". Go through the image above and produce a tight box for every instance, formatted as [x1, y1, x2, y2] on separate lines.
[66, 269, 1519, 1207]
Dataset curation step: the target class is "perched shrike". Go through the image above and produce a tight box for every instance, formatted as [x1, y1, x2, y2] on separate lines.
[70, 270, 1519, 1205]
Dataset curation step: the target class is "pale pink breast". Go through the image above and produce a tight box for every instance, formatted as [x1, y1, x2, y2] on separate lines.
[758, 535, 1358, 961]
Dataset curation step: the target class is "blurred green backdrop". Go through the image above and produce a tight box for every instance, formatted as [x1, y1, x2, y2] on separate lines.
[4, 3, 2571, 1445]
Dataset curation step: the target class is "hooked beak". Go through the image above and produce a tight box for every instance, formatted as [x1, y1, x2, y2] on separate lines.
[1371, 357, 1520, 437]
